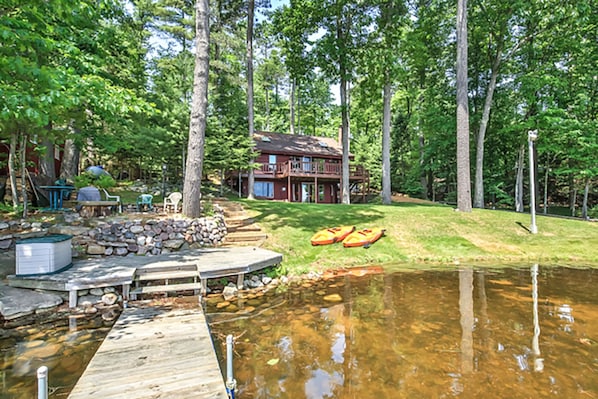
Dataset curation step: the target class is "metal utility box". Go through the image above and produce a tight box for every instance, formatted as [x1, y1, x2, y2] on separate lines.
[16, 234, 73, 275]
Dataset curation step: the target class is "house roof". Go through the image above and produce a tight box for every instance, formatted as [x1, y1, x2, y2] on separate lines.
[254, 131, 349, 159]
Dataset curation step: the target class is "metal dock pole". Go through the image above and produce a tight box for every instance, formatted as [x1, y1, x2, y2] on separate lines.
[226, 334, 237, 399]
[37, 366, 48, 399]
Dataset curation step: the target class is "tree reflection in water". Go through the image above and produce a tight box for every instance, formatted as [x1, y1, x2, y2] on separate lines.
[207, 265, 598, 398]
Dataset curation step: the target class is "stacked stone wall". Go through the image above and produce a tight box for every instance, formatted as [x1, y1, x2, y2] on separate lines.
[0, 215, 227, 256]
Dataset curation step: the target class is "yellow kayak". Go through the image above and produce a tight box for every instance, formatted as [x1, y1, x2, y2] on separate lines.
[311, 226, 355, 246]
[342, 228, 385, 248]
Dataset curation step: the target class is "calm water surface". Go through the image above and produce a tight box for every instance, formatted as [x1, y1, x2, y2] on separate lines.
[207, 265, 598, 398]
[0, 313, 116, 398]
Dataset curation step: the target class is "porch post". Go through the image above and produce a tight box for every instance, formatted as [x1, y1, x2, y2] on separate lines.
[315, 176, 318, 203]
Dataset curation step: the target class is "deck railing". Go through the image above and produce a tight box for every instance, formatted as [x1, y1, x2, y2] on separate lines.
[257, 161, 367, 179]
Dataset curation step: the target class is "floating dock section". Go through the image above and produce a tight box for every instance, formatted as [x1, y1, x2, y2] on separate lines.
[68, 306, 228, 399]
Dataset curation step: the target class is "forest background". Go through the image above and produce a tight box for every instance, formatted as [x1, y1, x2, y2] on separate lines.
[0, 0, 596, 217]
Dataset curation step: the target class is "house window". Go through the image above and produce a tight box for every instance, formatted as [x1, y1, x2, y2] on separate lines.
[255, 182, 274, 198]
[302, 156, 312, 172]
[268, 154, 277, 171]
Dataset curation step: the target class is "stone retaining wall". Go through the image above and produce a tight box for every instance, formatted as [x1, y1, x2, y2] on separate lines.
[0, 214, 227, 257]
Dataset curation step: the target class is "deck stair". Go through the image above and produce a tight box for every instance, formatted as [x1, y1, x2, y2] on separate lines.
[212, 198, 268, 246]
[129, 263, 202, 300]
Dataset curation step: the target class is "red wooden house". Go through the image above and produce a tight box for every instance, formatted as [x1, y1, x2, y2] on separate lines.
[231, 131, 370, 203]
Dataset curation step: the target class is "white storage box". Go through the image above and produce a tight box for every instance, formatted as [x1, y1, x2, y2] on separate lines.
[16, 234, 73, 275]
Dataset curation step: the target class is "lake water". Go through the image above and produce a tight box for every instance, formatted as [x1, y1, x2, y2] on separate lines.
[206, 265, 598, 398]
[2, 265, 596, 398]
[0, 311, 117, 398]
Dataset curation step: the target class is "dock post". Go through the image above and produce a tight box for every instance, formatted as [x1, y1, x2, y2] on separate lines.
[37, 366, 48, 399]
[226, 334, 237, 399]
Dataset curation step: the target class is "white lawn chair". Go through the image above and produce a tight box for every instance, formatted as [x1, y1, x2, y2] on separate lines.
[102, 188, 122, 213]
[164, 192, 182, 213]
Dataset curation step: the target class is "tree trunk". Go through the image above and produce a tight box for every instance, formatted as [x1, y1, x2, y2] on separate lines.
[60, 138, 79, 180]
[265, 87, 270, 131]
[456, 0, 472, 212]
[336, 6, 351, 205]
[297, 81, 301, 134]
[515, 145, 524, 212]
[290, 78, 296, 135]
[419, 132, 427, 199]
[20, 133, 28, 218]
[543, 161, 549, 215]
[340, 77, 350, 205]
[381, 76, 392, 205]
[473, 46, 502, 208]
[581, 178, 589, 219]
[246, 0, 255, 200]
[568, 173, 576, 216]
[60, 121, 81, 180]
[9, 131, 19, 208]
[40, 126, 56, 180]
[183, 0, 210, 218]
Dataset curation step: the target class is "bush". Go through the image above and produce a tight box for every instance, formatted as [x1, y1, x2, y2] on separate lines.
[73, 172, 116, 190]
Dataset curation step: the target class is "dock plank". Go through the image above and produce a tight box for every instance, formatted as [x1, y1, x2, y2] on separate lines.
[68, 306, 228, 399]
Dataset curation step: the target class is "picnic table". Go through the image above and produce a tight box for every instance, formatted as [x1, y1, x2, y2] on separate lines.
[40, 185, 75, 210]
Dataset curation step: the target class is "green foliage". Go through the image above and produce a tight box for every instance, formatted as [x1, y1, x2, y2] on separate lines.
[73, 172, 116, 189]
[1, 0, 595, 214]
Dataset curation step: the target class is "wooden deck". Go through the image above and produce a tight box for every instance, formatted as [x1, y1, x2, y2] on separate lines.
[7, 246, 283, 306]
[68, 306, 228, 399]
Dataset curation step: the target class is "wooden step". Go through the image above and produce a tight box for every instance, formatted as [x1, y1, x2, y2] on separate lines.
[227, 224, 262, 233]
[225, 232, 268, 242]
[136, 270, 200, 281]
[223, 210, 246, 217]
[225, 217, 256, 227]
[135, 264, 198, 275]
[130, 282, 203, 297]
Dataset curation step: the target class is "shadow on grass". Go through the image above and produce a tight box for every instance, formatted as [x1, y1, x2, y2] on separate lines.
[387, 201, 449, 208]
[243, 201, 388, 233]
[516, 221, 532, 233]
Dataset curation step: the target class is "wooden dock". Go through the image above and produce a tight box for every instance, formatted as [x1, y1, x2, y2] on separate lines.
[8, 246, 283, 397]
[68, 306, 228, 399]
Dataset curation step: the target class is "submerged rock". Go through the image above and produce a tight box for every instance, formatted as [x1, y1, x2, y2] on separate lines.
[323, 293, 343, 302]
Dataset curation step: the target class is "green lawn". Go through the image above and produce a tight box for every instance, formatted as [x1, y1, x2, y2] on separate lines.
[235, 199, 598, 274]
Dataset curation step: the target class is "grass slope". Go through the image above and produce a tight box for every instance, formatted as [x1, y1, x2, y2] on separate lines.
[236, 199, 598, 274]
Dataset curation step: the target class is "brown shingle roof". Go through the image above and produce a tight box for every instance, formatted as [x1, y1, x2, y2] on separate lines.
[254, 131, 348, 159]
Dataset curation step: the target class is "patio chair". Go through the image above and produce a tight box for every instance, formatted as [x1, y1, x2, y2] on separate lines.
[136, 194, 153, 212]
[102, 188, 122, 213]
[164, 192, 183, 213]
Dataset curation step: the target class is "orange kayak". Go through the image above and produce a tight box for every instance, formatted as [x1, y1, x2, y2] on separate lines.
[342, 228, 385, 248]
[311, 226, 355, 246]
